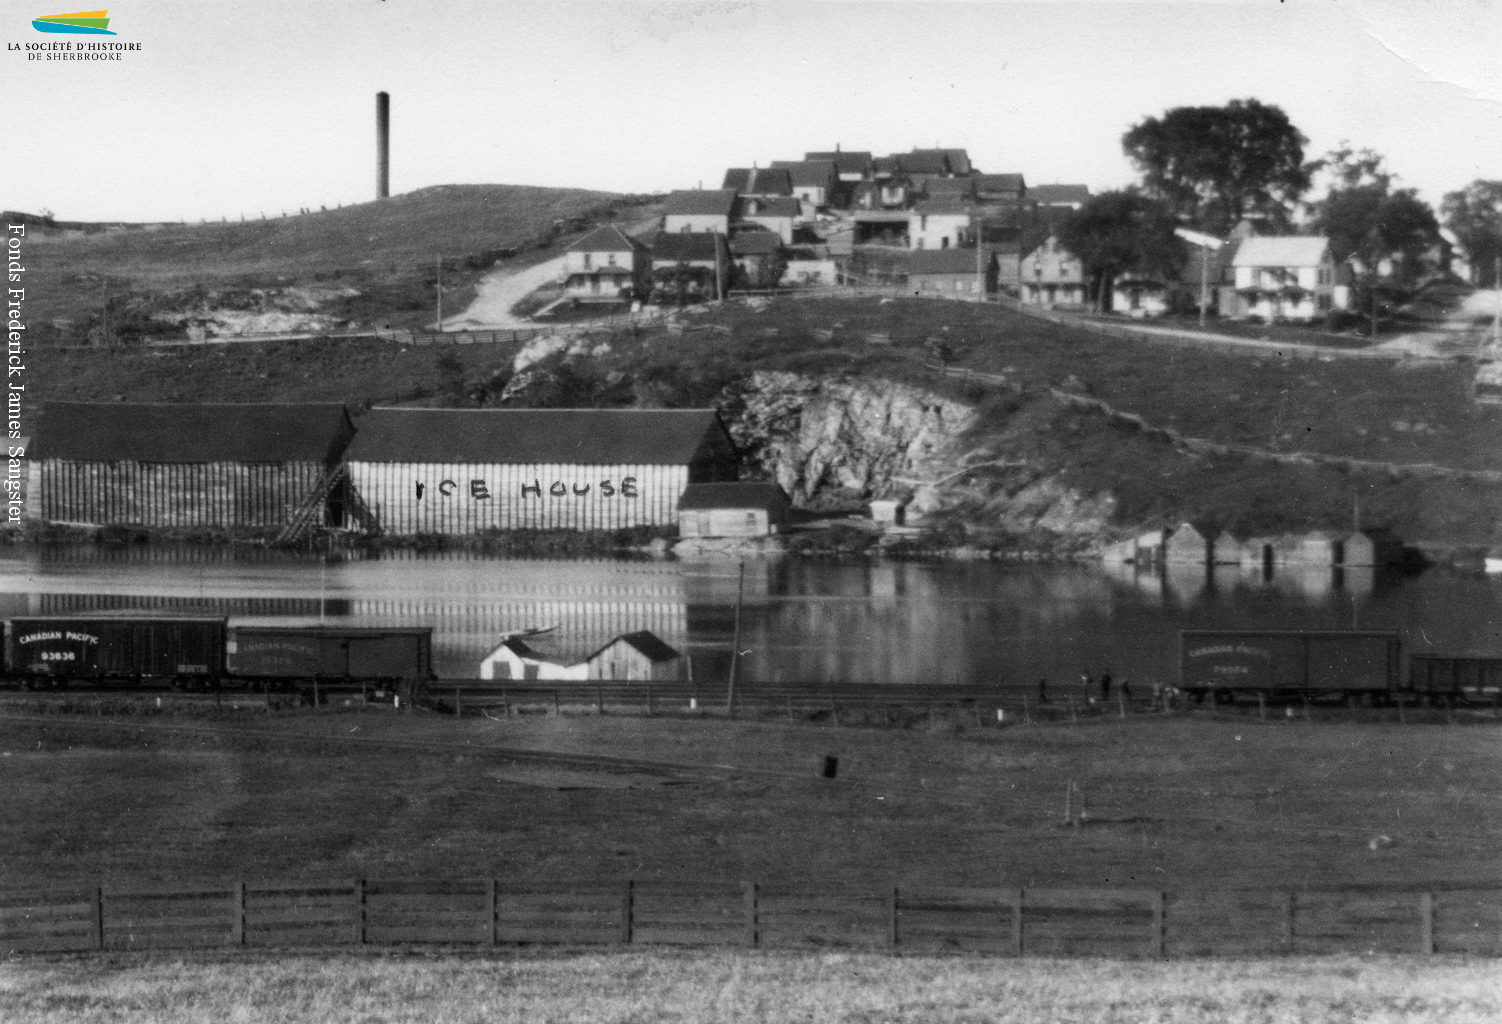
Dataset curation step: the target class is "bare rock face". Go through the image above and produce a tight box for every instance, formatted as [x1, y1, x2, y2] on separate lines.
[723, 371, 975, 503]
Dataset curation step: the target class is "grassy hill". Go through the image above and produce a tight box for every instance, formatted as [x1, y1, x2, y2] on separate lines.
[19, 185, 656, 337]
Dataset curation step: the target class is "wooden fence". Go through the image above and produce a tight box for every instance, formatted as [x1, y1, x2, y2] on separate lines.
[4, 879, 1497, 957]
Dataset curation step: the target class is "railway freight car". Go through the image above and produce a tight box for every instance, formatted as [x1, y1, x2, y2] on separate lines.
[1408, 653, 1502, 705]
[227, 625, 434, 691]
[4, 615, 226, 689]
[1180, 630, 1402, 703]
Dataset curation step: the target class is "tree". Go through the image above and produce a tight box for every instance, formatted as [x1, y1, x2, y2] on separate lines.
[1057, 191, 1183, 312]
[1122, 99, 1313, 234]
[1442, 180, 1502, 287]
[1312, 147, 1441, 334]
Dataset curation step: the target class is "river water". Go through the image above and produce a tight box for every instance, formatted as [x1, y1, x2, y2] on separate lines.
[0, 546, 1496, 685]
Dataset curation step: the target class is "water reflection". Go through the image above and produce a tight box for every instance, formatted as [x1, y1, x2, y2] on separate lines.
[0, 547, 1489, 682]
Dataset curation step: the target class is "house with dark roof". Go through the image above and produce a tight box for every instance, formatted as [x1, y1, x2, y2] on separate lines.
[805, 149, 873, 182]
[35, 402, 355, 530]
[770, 160, 837, 206]
[920, 177, 977, 202]
[729, 230, 784, 287]
[909, 200, 973, 250]
[905, 248, 990, 297]
[662, 190, 739, 234]
[850, 177, 911, 212]
[649, 232, 730, 302]
[721, 167, 793, 197]
[975, 174, 1026, 204]
[479, 630, 685, 681]
[562, 225, 648, 300]
[738, 196, 800, 242]
[584, 631, 685, 681]
[896, 149, 954, 179]
[1019, 235, 1087, 308]
[1028, 184, 1090, 211]
[678, 481, 791, 537]
[344, 408, 738, 534]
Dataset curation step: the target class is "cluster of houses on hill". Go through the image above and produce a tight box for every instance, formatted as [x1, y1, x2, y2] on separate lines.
[554, 143, 1384, 323]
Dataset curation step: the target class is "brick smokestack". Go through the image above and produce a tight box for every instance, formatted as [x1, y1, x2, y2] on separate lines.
[376, 92, 390, 200]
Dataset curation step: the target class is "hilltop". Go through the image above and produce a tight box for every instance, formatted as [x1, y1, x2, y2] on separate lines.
[15, 185, 659, 339]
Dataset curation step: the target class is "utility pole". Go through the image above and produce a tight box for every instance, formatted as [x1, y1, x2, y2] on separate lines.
[726, 560, 745, 718]
[1494, 255, 1500, 348]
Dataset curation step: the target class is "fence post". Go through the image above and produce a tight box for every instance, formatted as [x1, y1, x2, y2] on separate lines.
[743, 881, 760, 947]
[488, 879, 499, 947]
[353, 878, 366, 946]
[1283, 892, 1296, 953]
[620, 879, 634, 944]
[646, 681, 653, 718]
[233, 881, 246, 947]
[313, 678, 320, 711]
[1152, 891, 1166, 958]
[887, 886, 900, 947]
[1119, 691, 1126, 719]
[92, 886, 105, 951]
[1012, 888, 1024, 957]
[597, 684, 604, 715]
[1420, 892, 1435, 954]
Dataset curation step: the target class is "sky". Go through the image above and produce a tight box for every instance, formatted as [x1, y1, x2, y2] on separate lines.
[4, 0, 1502, 223]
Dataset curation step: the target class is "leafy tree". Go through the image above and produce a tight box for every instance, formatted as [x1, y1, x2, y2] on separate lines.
[1442, 180, 1502, 286]
[1311, 147, 1441, 333]
[1122, 99, 1313, 233]
[1057, 191, 1183, 312]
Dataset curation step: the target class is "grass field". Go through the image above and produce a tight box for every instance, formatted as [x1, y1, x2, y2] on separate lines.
[3, 948, 1497, 1023]
[1, 710, 1497, 895]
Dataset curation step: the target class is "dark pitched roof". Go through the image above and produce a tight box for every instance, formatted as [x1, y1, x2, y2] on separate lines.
[729, 231, 781, 257]
[805, 150, 872, 175]
[1028, 184, 1091, 206]
[912, 199, 973, 215]
[37, 402, 353, 464]
[678, 481, 790, 511]
[721, 168, 793, 196]
[896, 150, 951, 176]
[771, 160, 837, 189]
[566, 225, 642, 254]
[345, 408, 735, 465]
[740, 196, 800, 218]
[871, 156, 901, 176]
[922, 177, 977, 200]
[906, 249, 984, 275]
[662, 189, 739, 217]
[975, 173, 1026, 194]
[588, 630, 682, 664]
[941, 149, 973, 175]
[651, 232, 724, 263]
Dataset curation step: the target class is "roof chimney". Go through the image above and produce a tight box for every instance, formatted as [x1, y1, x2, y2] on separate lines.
[376, 92, 390, 200]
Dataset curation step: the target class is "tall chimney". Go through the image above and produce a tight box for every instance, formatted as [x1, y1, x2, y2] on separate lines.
[376, 92, 390, 200]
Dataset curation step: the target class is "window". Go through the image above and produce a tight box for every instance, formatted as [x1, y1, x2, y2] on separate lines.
[583, 253, 592, 269]
[607, 253, 617, 266]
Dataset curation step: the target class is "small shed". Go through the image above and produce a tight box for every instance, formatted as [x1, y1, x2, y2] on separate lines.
[678, 481, 791, 538]
[479, 637, 589, 681]
[1344, 528, 1403, 566]
[1134, 528, 1168, 566]
[869, 499, 907, 527]
[1164, 522, 1216, 565]
[584, 631, 685, 681]
[1290, 531, 1344, 567]
[1212, 530, 1245, 565]
[1100, 538, 1137, 565]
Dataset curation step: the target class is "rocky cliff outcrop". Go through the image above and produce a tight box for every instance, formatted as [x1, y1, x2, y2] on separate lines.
[721, 371, 975, 503]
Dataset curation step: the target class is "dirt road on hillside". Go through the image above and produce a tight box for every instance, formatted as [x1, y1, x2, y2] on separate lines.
[441, 255, 565, 330]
